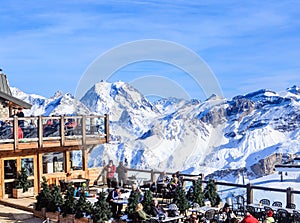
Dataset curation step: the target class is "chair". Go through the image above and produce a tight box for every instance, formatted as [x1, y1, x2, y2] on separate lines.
[272, 201, 282, 207]
[293, 210, 300, 223]
[286, 203, 296, 209]
[276, 209, 290, 223]
[59, 179, 67, 192]
[259, 198, 270, 206]
[234, 195, 246, 216]
[204, 209, 216, 221]
[246, 205, 262, 221]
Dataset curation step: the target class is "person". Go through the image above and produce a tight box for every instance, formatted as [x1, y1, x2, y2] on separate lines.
[106, 186, 123, 218]
[135, 203, 151, 221]
[156, 171, 168, 185]
[263, 210, 275, 223]
[65, 118, 77, 136]
[16, 108, 25, 128]
[169, 173, 179, 190]
[219, 203, 236, 223]
[151, 199, 166, 217]
[104, 160, 117, 188]
[131, 184, 144, 202]
[240, 212, 259, 223]
[116, 161, 128, 187]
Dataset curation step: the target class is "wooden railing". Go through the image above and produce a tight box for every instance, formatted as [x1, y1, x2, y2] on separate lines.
[112, 168, 300, 207]
[0, 115, 109, 151]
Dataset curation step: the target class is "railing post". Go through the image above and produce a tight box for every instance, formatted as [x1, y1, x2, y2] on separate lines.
[82, 115, 86, 146]
[286, 187, 294, 208]
[60, 116, 65, 146]
[150, 169, 154, 182]
[246, 183, 253, 204]
[38, 116, 43, 148]
[13, 116, 18, 150]
[104, 114, 110, 143]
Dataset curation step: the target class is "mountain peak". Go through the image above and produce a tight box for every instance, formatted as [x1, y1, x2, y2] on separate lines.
[287, 85, 300, 95]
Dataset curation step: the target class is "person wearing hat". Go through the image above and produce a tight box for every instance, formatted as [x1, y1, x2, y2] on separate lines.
[263, 210, 275, 223]
[219, 203, 236, 223]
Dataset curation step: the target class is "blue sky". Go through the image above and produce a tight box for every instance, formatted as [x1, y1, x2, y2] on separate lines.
[0, 0, 299, 101]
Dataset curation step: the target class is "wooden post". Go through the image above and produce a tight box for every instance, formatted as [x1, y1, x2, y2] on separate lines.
[104, 114, 110, 143]
[38, 116, 43, 148]
[13, 116, 18, 150]
[81, 115, 86, 146]
[286, 187, 294, 208]
[60, 116, 65, 146]
[0, 158, 3, 199]
[64, 150, 71, 177]
[37, 152, 43, 193]
[82, 146, 88, 172]
[246, 183, 253, 204]
[150, 169, 154, 182]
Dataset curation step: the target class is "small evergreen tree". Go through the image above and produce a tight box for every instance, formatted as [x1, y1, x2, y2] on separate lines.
[74, 188, 93, 219]
[192, 178, 205, 206]
[204, 178, 221, 207]
[126, 191, 141, 218]
[36, 176, 52, 211]
[172, 186, 190, 214]
[15, 168, 32, 192]
[141, 190, 153, 215]
[62, 183, 77, 216]
[92, 191, 112, 223]
[47, 185, 64, 212]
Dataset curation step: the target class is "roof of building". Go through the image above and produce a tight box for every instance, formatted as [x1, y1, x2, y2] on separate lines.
[0, 70, 32, 109]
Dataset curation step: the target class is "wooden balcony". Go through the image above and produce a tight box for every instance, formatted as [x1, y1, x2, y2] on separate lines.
[0, 115, 109, 156]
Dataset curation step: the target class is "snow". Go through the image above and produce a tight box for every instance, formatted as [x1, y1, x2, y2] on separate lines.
[9, 83, 300, 192]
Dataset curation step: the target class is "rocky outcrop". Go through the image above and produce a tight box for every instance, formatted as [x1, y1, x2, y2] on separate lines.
[250, 153, 283, 177]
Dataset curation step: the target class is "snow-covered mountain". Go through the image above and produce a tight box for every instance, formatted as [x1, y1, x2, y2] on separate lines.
[11, 87, 90, 116]
[11, 83, 300, 181]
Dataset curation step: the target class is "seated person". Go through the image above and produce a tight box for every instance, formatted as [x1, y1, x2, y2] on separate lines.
[263, 210, 275, 223]
[106, 186, 123, 218]
[168, 173, 179, 190]
[151, 199, 166, 217]
[240, 212, 259, 223]
[135, 203, 151, 221]
[219, 203, 236, 223]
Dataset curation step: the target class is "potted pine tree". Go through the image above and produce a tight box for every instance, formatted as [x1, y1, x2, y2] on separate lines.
[204, 178, 221, 207]
[192, 178, 205, 206]
[141, 190, 153, 215]
[45, 185, 64, 222]
[74, 187, 93, 223]
[172, 186, 190, 216]
[13, 167, 34, 198]
[92, 191, 112, 223]
[34, 176, 51, 219]
[60, 183, 77, 223]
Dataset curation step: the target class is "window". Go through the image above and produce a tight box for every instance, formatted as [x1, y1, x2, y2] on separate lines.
[70, 150, 82, 170]
[42, 152, 64, 174]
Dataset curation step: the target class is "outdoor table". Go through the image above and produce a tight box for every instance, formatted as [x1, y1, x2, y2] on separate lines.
[113, 199, 129, 205]
[151, 215, 184, 222]
[190, 206, 219, 214]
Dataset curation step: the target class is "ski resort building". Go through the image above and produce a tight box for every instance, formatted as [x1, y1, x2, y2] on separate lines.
[0, 70, 109, 199]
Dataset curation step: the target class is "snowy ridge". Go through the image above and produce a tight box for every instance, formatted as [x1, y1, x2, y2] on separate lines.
[11, 83, 300, 180]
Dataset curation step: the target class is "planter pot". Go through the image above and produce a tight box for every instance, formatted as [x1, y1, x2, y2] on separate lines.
[60, 214, 75, 223]
[33, 207, 46, 219]
[74, 217, 93, 223]
[46, 211, 60, 222]
[12, 187, 34, 198]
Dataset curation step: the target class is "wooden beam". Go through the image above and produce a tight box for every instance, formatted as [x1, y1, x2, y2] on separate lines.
[60, 116, 65, 147]
[104, 114, 110, 143]
[38, 116, 43, 148]
[13, 116, 18, 150]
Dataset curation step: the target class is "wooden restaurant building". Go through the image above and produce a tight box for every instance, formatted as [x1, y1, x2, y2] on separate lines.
[0, 70, 109, 199]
